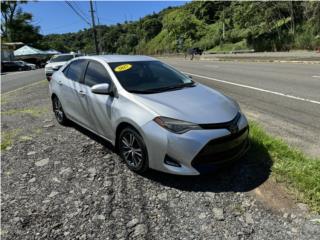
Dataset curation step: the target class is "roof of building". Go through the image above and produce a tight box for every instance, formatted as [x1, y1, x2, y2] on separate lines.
[14, 45, 47, 56]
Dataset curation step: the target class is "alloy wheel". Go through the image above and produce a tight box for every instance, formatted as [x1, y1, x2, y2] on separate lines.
[120, 131, 144, 169]
[53, 97, 64, 123]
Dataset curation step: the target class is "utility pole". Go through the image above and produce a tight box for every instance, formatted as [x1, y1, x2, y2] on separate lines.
[89, 0, 99, 54]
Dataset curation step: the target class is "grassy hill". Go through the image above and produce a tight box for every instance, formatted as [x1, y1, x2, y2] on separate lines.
[38, 1, 320, 54]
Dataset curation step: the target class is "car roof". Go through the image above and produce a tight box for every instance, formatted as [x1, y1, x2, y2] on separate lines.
[55, 53, 76, 56]
[52, 53, 77, 58]
[78, 55, 157, 63]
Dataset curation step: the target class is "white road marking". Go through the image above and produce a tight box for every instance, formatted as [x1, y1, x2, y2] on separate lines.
[184, 71, 320, 105]
[2, 80, 47, 96]
[312, 75, 320, 78]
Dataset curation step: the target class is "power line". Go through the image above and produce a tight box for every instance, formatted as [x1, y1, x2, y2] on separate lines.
[89, 0, 99, 54]
[65, 1, 91, 26]
[94, 0, 100, 25]
[73, 2, 90, 21]
[94, 0, 103, 53]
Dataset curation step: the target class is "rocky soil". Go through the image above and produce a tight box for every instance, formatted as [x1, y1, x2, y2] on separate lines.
[1, 82, 319, 239]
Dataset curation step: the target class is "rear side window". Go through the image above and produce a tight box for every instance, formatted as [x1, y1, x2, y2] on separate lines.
[84, 61, 112, 87]
[65, 60, 87, 82]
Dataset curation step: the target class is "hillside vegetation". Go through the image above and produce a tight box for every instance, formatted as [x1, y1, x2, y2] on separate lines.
[39, 1, 320, 54]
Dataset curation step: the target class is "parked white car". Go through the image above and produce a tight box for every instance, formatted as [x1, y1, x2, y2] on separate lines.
[45, 53, 80, 80]
[49, 55, 249, 175]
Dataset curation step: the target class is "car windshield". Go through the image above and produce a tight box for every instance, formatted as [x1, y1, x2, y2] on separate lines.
[109, 61, 194, 93]
[15, 61, 24, 66]
[50, 55, 74, 63]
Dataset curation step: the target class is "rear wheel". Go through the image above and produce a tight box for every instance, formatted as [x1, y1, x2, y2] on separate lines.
[52, 96, 68, 125]
[118, 127, 149, 173]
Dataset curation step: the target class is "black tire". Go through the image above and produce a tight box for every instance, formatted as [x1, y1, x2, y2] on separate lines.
[52, 96, 68, 125]
[118, 127, 149, 173]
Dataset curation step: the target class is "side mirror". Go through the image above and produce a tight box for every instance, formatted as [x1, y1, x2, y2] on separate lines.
[91, 83, 111, 95]
[52, 65, 61, 71]
[187, 75, 193, 79]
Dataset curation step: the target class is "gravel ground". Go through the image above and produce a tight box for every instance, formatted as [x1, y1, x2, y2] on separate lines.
[1, 82, 319, 239]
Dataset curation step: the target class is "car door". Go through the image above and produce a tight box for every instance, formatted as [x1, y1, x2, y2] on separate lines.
[79, 60, 115, 140]
[60, 59, 91, 127]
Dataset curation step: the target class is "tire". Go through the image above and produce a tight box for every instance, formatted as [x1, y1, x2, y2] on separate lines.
[118, 127, 149, 173]
[52, 96, 68, 125]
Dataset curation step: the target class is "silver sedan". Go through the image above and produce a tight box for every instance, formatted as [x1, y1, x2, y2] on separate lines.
[49, 55, 249, 175]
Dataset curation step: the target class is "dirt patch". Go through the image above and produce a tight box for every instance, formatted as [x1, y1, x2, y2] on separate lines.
[251, 178, 310, 216]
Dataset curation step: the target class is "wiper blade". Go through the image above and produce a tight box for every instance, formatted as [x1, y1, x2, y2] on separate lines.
[129, 89, 160, 94]
[147, 82, 196, 93]
[129, 82, 195, 94]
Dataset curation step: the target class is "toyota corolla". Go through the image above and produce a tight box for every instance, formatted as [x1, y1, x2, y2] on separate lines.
[49, 55, 249, 175]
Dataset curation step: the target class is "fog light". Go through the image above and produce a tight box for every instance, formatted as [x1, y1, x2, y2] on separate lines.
[164, 155, 181, 167]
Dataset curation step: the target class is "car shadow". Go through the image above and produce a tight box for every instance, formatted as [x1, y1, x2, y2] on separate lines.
[70, 121, 272, 193]
[69, 121, 115, 151]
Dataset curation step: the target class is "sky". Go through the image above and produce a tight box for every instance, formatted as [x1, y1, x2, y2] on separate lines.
[21, 1, 189, 35]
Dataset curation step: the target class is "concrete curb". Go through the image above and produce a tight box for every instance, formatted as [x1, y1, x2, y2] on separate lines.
[155, 56, 320, 64]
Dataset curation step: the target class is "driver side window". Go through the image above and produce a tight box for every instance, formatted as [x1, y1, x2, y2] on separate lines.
[84, 61, 112, 87]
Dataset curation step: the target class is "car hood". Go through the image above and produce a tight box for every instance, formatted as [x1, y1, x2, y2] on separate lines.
[45, 62, 67, 68]
[133, 84, 239, 124]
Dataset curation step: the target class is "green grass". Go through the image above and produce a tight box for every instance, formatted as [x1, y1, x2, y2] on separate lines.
[0, 129, 21, 151]
[1, 127, 43, 151]
[209, 40, 249, 52]
[1, 107, 49, 117]
[1, 97, 8, 105]
[250, 121, 320, 213]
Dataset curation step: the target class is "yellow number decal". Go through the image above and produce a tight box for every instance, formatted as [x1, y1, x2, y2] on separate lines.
[114, 64, 132, 72]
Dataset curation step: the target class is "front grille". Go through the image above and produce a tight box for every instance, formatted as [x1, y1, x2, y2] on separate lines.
[199, 112, 241, 130]
[191, 127, 249, 172]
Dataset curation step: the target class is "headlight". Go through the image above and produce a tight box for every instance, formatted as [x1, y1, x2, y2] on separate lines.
[153, 116, 201, 134]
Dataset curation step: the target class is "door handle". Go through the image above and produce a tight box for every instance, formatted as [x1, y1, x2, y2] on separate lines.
[78, 90, 86, 96]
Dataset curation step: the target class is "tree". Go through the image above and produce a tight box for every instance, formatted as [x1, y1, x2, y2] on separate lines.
[163, 9, 205, 51]
[1, 0, 21, 39]
[1, 0, 41, 44]
[141, 17, 162, 40]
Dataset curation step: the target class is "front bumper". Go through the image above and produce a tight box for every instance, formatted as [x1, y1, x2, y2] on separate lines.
[141, 113, 249, 175]
[191, 127, 249, 173]
[45, 68, 53, 75]
[45, 68, 53, 80]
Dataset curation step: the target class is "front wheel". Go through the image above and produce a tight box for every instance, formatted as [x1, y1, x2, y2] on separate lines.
[52, 96, 68, 125]
[118, 127, 149, 173]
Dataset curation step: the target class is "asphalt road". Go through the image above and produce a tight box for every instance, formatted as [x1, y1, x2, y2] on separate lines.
[1, 69, 45, 93]
[1, 60, 319, 156]
[162, 59, 320, 157]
